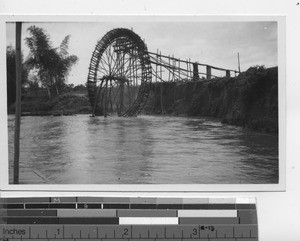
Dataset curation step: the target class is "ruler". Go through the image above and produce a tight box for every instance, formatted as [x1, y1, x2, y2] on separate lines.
[0, 197, 258, 241]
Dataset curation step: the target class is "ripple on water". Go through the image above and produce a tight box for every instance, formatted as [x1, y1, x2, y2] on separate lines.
[8, 115, 279, 184]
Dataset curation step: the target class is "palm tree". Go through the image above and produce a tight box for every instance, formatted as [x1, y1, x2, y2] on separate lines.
[25, 25, 78, 98]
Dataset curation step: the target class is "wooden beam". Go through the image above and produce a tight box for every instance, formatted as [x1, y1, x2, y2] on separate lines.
[14, 22, 22, 184]
[147, 51, 239, 73]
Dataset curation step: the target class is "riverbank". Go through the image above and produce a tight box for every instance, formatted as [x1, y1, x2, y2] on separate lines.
[8, 91, 92, 116]
[144, 66, 278, 133]
[8, 66, 278, 133]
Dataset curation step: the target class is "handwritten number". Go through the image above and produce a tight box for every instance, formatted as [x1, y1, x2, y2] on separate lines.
[200, 225, 215, 232]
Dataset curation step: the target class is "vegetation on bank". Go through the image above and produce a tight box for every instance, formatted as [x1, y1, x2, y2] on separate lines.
[145, 66, 278, 133]
[7, 25, 79, 110]
[8, 86, 91, 116]
[8, 65, 278, 134]
[6, 26, 278, 133]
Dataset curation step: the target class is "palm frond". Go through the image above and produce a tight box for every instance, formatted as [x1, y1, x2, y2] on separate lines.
[59, 35, 71, 56]
[25, 26, 78, 95]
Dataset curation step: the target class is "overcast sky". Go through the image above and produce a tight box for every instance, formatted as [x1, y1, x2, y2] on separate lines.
[6, 21, 277, 86]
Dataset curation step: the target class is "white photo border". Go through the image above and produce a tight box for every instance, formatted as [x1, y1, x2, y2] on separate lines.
[0, 14, 286, 192]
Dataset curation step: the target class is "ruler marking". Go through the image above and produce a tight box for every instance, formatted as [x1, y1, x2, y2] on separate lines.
[0, 197, 258, 240]
[233, 225, 235, 238]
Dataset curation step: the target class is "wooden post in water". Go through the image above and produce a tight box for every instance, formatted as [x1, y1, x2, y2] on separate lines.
[119, 81, 124, 116]
[14, 22, 22, 184]
[159, 51, 164, 115]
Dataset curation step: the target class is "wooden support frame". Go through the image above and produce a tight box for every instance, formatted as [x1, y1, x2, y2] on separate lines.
[14, 22, 22, 184]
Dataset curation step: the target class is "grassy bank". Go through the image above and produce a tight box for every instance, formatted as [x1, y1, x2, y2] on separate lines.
[144, 66, 278, 133]
[9, 66, 278, 133]
[8, 91, 92, 116]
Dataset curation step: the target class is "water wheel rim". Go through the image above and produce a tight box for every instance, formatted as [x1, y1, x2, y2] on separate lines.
[87, 28, 152, 117]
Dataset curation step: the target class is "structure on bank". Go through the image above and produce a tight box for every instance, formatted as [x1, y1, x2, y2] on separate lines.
[87, 28, 240, 117]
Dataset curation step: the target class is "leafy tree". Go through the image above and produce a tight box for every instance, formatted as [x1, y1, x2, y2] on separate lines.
[6, 46, 28, 109]
[25, 26, 78, 98]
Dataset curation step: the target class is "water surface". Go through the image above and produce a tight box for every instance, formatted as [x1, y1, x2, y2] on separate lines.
[8, 115, 278, 184]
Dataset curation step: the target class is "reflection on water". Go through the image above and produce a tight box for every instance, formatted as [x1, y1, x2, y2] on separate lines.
[8, 115, 278, 184]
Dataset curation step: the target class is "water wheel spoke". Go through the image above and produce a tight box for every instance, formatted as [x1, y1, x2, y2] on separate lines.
[87, 28, 152, 117]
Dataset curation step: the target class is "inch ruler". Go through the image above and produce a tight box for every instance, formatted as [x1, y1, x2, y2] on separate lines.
[0, 197, 258, 241]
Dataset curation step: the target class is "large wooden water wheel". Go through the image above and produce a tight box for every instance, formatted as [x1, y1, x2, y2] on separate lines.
[87, 28, 152, 117]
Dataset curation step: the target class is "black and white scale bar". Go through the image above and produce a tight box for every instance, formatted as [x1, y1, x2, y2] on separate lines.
[0, 203, 257, 211]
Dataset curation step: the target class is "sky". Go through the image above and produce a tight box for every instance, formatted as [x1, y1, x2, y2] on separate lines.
[6, 20, 278, 86]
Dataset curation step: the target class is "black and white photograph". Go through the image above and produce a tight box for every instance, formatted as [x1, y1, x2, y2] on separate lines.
[3, 16, 284, 188]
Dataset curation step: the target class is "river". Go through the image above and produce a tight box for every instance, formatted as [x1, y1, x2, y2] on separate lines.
[8, 115, 278, 184]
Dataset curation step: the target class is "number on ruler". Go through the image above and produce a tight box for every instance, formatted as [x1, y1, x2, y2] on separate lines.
[192, 228, 198, 235]
[123, 228, 129, 236]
